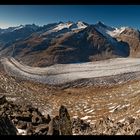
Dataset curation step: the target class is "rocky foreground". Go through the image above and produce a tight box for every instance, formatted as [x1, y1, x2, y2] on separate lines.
[0, 95, 140, 135]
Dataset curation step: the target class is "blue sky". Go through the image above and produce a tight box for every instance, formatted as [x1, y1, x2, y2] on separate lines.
[0, 5, 140, 29]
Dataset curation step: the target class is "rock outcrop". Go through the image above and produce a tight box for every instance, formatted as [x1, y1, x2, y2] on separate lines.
[0, 113, 17, 135]
[0, 96, 72, 135]
[0, 95, 51, 135]
[47, 105, 72, 135]
[59, 105, 72, 135]
[1, 95, 140, 135]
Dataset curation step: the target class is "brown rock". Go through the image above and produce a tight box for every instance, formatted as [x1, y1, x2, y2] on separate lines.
[47, 116, 60, 135]
[59, 105, 72, 135]
[16, 111, 32, 122]
[26, 123, 34, 135]
[135, 129, 140, 135]
[134, 118, 140, 129]
[72, 117, 91, 134]
[34, 124, 49, 135]
[17, 120, 27, 129]
[42, 114, 51, 124]
[52, 116, 60, 135]
[31, 111, 42, 125]
[126, 117, 135, 124]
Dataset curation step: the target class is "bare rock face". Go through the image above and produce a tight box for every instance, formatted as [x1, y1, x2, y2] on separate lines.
[0, 114, 17, 135]
[116, 28, 140, 57]
[59, 105, 72, 135]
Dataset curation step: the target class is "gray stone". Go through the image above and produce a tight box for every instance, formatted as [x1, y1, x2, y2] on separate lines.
[0, 114, 17, 135]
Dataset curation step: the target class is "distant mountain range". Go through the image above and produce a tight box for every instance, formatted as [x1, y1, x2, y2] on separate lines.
[0, 21, 140, 67]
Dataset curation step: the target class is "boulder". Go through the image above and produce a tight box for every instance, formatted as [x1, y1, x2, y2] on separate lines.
[47, 116, 60, 135]
[31, 111, 42, 125]
[34, 124, 49, 135]
[16, 113, 32, 122]
[0, 114, 17, 135]
[125, 117, 135, 124]
[59, 105, 72, 135]
[0, 95, 7, 105]
[16, 120, 27, 129]
[135, 129, 140, 135]
[42, 114, 51, 124]
[134, 118, 140, 129]
[72, 117, 91, 134]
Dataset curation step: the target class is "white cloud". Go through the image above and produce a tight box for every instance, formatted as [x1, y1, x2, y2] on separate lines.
[0, 22, 18, 29]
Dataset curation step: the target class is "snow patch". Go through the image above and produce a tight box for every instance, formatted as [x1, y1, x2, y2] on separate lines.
[108, 106, 116, 110]
[109, 105, 121, 113]
[107, 27, 126, 37]
[108, 103, 113, 105]
[17, 128, 27, 135]
[136, 109, 140, 113]
[84, 108, 92, 112]
[87, 109, 94, 113]
[119, 104, 130, 110]
[6, 97, 16, 102]
[72, 116, 78, 119]
[118, 118, 125, 123]
[81, 116, 92, 120]
[72, 21, 87, 30]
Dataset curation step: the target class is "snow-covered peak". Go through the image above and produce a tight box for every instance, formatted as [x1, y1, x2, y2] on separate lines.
[51, 21, 87, 32]
[0, 27, 17, 34]
[9, 24, 39, 32]
[52, 22, 73, 31]
[77, 21, 87, 29]
[94, 21, 119, 45]
[95, 21, 115, 33]
[94, 21, 129, 39]
[12, 25, 25, 31]
[107, 27, 127, 37]
[76, 21, 88, 29]
[0, 24, 39, 34]
[70, 21, 88, 31]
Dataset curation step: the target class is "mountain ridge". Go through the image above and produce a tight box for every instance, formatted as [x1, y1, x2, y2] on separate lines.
[0, 21, 139, 67]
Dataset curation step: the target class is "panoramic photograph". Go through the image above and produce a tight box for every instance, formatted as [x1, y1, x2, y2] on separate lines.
[0, 5, 140, 135]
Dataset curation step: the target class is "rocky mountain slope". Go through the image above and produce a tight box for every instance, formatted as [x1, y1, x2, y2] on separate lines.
[1, 64, 140, 134]
[0, 21, 139, 67]
[1, 95, 140, 135]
